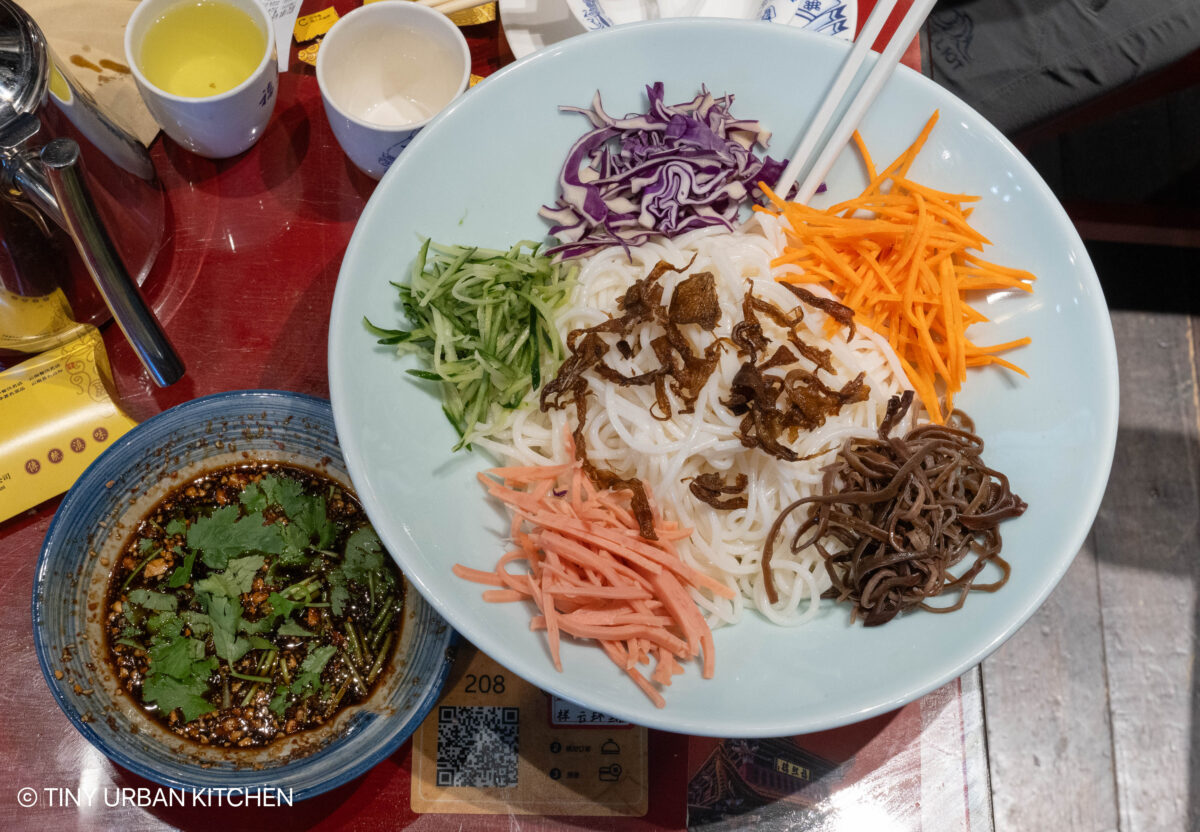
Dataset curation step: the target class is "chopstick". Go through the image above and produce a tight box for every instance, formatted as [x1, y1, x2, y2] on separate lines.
[772, 0, 899, 197]
[774, 0, 937, 204]
[416, 0, 495, 15]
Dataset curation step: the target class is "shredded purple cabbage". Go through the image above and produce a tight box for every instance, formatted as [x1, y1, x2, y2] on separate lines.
[540, 83, 788, 260]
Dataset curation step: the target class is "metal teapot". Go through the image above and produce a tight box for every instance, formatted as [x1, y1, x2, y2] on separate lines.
[0, 0, 183, 386]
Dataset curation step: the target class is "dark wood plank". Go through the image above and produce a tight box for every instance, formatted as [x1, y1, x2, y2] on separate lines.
[1065, 202, 1200, 249]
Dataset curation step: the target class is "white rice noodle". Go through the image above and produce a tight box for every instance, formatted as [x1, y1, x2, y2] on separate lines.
[477, 214, 909, 628]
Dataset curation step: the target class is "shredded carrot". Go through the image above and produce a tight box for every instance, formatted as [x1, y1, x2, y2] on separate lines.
[756, 111, 1035, 423]
[456, 442, 729, 708]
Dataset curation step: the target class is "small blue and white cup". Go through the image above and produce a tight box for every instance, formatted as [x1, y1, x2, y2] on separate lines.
[125, 0, 279, 159]
[317, 3, 470, 180]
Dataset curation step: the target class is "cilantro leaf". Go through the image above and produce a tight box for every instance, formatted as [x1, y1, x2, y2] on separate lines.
[165, 517, 187, 536]
[194, 554, 265, 599]
[188, 506, 283, 570]
[248, 635, 276, 651]
[193, 571, 241, 599]
[268, 686, 290, 717]
[149, 633, 208, 680]
[239, 615, 276, 635]
[328, 569, 349, 617]
[267, 475, 307, 516]
[242, 475, 339, 564]
[142, 674, 215, 722]
[290, 645, 336, 697]
[239, 481, 269, 512]
[292, 496, 337, 550]
[138, 537, 157, 555]
[322, 526, 391, 618]
[141, 609, 218, 723]
[267, 592, 303, 620]
[146, 611, 182, 638]
[342, 526, 386, 584]
[277, 620, 314, 637]
[278, 523, 313, 565]
[122, 604, 148, 627]
[226, 554, 265, 591]
[206, 594, 250, 663]
[241, 475, 307, 518]
[167, 550, 196, 588]
[128, 588, 177, 612]
[181, 610, 211, 636]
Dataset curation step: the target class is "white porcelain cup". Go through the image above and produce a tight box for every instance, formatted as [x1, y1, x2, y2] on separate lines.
[316, 2, 471, 180]
[124, 0, 279, 159]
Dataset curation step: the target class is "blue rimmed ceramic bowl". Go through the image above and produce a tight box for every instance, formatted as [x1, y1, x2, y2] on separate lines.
[33, 390, 456, 801]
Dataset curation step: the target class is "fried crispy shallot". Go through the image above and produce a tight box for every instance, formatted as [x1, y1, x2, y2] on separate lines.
[722, 290, 867, 461]
[541, 257, 724, 540]
[689, 472, 749, 511]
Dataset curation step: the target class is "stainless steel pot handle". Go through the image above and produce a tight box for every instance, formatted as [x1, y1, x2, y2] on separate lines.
[38, 138, 185, 386]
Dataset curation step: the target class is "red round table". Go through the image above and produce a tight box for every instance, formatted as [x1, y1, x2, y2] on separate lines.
[0, 4, 927, 829]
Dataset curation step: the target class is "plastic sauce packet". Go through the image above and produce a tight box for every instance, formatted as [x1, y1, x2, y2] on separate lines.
[294, 6, 338, 42]
[363, 0, 497, 26]
[297, 38, 320, 67]
[447, 3, 497, 26]
[0, 325, 137, 522]
[301, 3, 493, 69]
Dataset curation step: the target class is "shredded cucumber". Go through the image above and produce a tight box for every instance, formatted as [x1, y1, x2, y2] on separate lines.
[365, 239, 576, 451]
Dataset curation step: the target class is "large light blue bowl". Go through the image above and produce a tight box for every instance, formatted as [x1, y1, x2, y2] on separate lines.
[328, 21, 1119, 737]
[33, 390, 455, 800]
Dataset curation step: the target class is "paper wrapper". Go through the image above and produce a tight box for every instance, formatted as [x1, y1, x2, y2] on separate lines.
[446, 2, 497, 26]
[0, 325, 138, 521]
[362, 0, 497, 22]
[22, 0, 160, 147]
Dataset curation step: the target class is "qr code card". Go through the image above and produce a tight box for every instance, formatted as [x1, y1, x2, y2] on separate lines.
[411, 644, 648, 816]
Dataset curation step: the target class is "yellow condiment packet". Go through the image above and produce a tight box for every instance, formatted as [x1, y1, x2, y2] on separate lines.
[0, 325, 137, 522]
[297, 38, 320, 67]
[363, 0, 496, 26]
[448, 2, 496, 26]
[294, 7, 338, 42]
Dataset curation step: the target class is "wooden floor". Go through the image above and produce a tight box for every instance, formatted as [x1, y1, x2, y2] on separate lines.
[979, 242, 1200, 831]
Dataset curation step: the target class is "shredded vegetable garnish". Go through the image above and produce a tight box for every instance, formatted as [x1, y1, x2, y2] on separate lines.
[455, 431, 735, 708]
[541, 83, 787, 260]
[366, 239, 576, 450]
[759, 111, 1036, 423]
[763, 391, 1026, 623]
